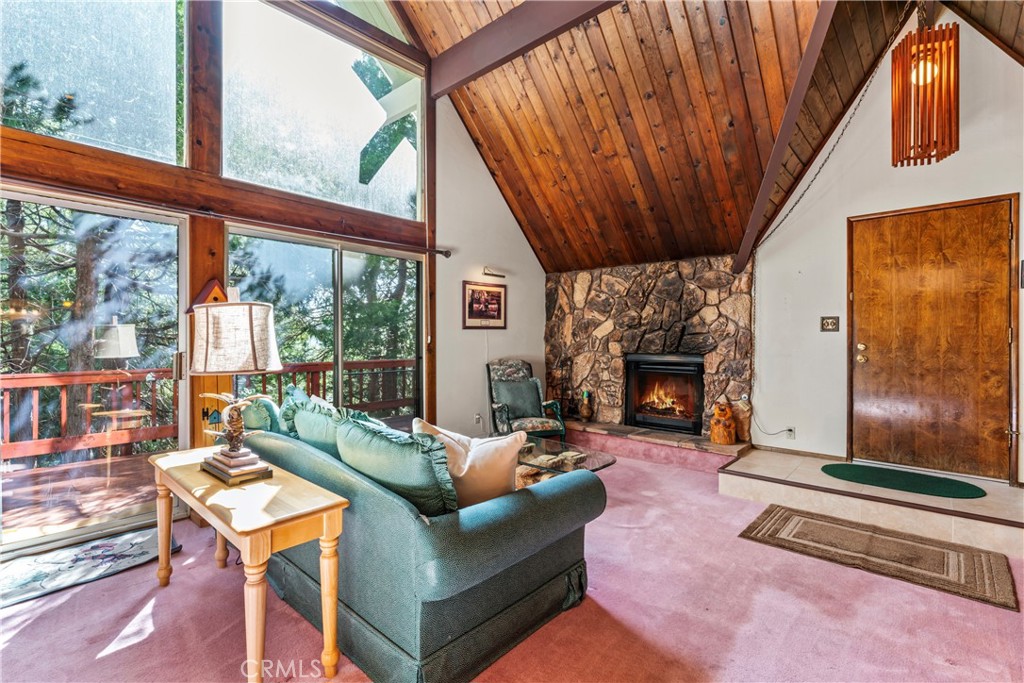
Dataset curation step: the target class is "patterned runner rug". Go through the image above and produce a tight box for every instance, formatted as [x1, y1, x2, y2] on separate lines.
[740, 505, 1018, 611]
[1, 527, 180, 607]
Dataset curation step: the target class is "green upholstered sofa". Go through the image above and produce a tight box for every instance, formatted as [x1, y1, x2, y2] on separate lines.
[243, 410, 606, 683]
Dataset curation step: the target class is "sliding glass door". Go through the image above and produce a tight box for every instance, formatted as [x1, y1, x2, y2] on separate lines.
[341, 250, 421, 429]
[1, 192, 186, 553]
[227, 230, 422, 425]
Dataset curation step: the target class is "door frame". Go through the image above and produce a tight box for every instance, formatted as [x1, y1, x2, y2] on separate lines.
[846, 193, 1020, 484]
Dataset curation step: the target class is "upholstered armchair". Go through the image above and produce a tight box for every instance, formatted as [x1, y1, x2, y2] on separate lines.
[487, 358, 565, 441]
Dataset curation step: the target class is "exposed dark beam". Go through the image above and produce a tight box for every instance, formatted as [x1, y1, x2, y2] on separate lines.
[273, 0, 430, 73]
[732, 0, 839, 274]
[387, 1, 426, 52]
[429, 0, 619, 99]
[942, 1, 1024, 67]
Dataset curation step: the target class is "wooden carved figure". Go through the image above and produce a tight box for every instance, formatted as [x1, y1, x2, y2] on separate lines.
[709, 400, 736, 445]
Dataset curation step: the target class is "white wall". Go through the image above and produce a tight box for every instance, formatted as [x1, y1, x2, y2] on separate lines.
[434, 97, 548, 435]
[752, 13, 1024, 481]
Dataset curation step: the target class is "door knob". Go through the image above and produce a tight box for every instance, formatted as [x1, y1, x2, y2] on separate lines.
[856, 343, 867, 351]
[856, 354, 868, 363]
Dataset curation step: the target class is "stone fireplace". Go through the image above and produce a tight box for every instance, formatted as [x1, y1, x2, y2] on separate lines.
[545, 256, 752, 437]
[624, 353, 704, 435]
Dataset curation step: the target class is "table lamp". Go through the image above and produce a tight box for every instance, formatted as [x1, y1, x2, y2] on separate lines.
[190, 293, 283, 483]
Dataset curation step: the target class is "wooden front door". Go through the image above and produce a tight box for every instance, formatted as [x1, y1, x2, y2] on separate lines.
[849, 195, 1018, 480]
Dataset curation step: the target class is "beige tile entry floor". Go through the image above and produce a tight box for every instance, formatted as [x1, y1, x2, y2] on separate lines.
[720, 449, 1024, 557]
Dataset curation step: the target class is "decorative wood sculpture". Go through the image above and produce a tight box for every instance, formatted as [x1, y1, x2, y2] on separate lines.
[710, 400, 737, 446]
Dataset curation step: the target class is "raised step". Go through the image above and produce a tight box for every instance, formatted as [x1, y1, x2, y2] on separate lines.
[719, 450, 1024, 557]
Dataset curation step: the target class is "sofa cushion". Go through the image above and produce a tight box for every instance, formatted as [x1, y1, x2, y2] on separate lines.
[241, 396, 282, 433]
[492, 380, 542, 419]
[279, 385, 310, 437]
[413, 418, 524, 507]
[337, 418, 457, 516]
[294, 402, 347, 460]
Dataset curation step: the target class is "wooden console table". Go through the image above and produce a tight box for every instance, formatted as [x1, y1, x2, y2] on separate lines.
[150, 448, 349, 683]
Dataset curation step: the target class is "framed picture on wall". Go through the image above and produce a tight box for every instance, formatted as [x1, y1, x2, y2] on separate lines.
[463, 281, 507, 329]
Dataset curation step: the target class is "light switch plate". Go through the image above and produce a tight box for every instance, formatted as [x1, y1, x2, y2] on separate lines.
[820, 316, 840, 332]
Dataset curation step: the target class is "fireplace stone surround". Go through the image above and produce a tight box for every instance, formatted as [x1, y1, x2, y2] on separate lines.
[544, 256, 752, 436]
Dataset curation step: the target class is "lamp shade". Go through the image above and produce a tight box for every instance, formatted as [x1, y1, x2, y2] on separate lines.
[190, 302, 283, 375]
[93, 317, 140, 359]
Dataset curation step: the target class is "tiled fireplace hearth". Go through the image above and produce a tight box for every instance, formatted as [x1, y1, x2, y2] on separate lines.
[545, 256, 752, 436]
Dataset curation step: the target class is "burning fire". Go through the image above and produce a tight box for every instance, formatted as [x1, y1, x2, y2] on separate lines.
[638, 380, 693, 418]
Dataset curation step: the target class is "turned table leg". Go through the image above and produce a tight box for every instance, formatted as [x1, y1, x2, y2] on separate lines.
[215, 531, 228, 568]
[156, 482, 173, 587]
[243, 561, 268, 683]
[319, 535, 340, 678]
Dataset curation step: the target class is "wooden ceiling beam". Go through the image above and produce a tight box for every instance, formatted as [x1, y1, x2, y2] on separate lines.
[732, 0, 839, 274]
[429, 0, 619, 99]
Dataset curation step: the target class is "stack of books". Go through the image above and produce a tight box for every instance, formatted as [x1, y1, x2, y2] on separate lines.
[201, 448, 273, 486]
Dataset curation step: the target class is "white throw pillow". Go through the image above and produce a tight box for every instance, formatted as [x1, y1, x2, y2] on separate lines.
[412, 418, 524, 507]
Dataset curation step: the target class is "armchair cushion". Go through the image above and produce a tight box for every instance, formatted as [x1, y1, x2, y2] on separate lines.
[510, 417, 563, 433]
[492, 379, 543, 419]
[336, 417, 458, 516]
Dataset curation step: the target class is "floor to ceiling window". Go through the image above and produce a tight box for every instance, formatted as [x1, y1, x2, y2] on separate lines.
[0, 193, 186, 552]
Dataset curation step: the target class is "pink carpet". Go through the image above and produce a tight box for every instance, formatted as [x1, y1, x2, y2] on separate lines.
[2, 457, 1022, 682]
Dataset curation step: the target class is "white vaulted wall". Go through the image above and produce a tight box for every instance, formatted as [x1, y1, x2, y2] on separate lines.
[433, 97, 548, 435]
[752, 13, 1024, 481]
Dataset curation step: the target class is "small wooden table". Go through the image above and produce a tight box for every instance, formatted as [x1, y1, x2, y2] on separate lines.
[84, 407, 150, 485]
[150, 448, 349, 683]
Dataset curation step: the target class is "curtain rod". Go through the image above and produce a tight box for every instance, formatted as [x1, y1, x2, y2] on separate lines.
[4, 177, 452, 258]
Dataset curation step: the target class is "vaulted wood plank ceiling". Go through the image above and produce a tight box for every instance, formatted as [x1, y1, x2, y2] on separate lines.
[401, 1, 915, 272]
[946, 1, 1024, 63]
[760, 0, 908, 237]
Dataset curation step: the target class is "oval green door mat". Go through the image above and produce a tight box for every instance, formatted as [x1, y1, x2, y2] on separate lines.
[821, 463, 987, 499]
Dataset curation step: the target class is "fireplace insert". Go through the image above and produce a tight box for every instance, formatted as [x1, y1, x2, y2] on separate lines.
[624, 353, 704, 435]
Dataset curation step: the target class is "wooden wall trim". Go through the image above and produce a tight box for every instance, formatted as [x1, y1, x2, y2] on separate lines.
[278, 0, 430, 73]
[429, 0, 619, 99]
[187, 0, 222, 174]
[424, 65, 438, 423]
[0, 126, 426, 248]
[388, 0, 426, 52]
[732, 0, 839, 274]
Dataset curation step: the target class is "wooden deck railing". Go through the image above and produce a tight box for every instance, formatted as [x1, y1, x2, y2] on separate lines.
[2, 359, 418, 462]
[1, 368, 178, 460]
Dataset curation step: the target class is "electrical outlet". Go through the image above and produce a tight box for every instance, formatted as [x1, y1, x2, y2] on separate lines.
[786, 427, 796, 440]
[474, 413, 482, 425]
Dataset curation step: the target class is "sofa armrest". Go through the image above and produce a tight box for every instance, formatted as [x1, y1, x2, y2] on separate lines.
[414, 469, 607, 601]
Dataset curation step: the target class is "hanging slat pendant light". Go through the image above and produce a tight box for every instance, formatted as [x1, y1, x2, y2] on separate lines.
[891, 19, 959, 167]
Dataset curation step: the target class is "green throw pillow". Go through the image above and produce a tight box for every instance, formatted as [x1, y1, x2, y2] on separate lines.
[336, 418, 457, 516]
[240, 396, 282, 434]
[493, 379, 542, 419]
[279, 385, 311, 437]
[294, 403, 346, 460]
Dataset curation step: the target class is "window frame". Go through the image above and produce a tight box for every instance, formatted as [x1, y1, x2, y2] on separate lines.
[227, 222, 425, 419]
